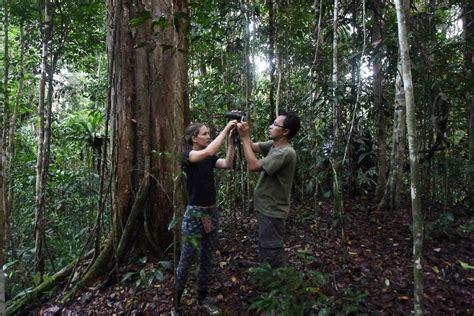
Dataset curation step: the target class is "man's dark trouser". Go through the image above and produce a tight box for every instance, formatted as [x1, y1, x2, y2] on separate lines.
[256, 211, 286, 268]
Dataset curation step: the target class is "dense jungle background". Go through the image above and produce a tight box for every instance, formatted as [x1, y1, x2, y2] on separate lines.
[0, 0, 473, 314]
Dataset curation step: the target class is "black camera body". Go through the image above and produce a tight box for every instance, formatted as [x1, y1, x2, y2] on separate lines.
[224, 110, 246, 122]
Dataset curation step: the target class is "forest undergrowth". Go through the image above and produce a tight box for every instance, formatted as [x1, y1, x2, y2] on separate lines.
[32, 198, 473, 315]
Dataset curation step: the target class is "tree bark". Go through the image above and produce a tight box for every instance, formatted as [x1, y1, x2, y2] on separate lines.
[79, 0, 188, 288]
[244, 0, 253, 112]
[463, 1, 474, 211]
[267, 0, 276, 119]
[373, 0, 387, 201]
[395, 1, 424, 314]
[34, 0, 53, 276]
[380, 1, 407, 213]
[390, 58, 406, 210]
[243, 0, 253, 213]
[332, 0, 343, 216]
[1, 0, 10, 313]
[347, 0, 358, 198]
[3, 7, 23, 265]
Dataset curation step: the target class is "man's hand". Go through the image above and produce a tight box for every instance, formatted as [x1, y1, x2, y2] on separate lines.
[237, 122, 250, 139]
[237, 122, 263, 171]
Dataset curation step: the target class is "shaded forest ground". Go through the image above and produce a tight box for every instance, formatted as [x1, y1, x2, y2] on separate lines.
[33, 198, 473, 315]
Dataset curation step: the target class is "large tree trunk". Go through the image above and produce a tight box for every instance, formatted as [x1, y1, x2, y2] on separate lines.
[395, 1, 424, 314]
[463, 1, 474, 211]
[373, 0, 387, 201]
[79, 0, 188, 287]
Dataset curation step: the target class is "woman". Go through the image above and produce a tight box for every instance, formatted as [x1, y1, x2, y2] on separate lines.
[174, 119, 237, 314]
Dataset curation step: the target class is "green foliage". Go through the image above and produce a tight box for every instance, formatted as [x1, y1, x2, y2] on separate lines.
[296, 248, 317, 266]
[458, 260, 474, 270]
[249, 263, 368, 315]
[121, 257, 171, 289]
[336, 287, 368, 315]
[3, 260, 23, 297]
[425, 212, 455, 239]
[296, 123, 334, 198]
[457, 218, 474, 238]
[3, 0, 474, 310]
[249, 263, 331, 315]
[8, 70, 106, 299]
[62, 109, 105, 146]
[356, 167, 376, 189]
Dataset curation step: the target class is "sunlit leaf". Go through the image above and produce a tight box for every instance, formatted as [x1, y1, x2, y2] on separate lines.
[3, 260, 18, 271]
[458, 260, 474, 270]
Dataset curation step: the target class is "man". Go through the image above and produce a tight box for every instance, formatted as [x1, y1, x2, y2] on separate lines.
[237, 111, 300, 267]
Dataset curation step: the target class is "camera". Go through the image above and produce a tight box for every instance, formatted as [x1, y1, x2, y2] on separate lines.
[224, 110, 246, 122]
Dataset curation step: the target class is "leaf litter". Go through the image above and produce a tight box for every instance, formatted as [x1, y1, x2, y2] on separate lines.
[34, 198, 472, 315]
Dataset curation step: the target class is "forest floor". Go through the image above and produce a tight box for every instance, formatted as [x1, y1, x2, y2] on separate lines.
[34, 198, 473, 315]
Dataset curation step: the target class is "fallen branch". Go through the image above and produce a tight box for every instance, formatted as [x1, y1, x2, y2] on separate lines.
[6, 259, 76, 315]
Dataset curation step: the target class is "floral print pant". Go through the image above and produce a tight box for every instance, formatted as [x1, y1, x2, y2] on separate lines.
[175, 205, 219, 297]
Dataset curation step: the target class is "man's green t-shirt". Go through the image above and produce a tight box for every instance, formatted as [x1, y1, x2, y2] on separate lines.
[254, 141, 296, 219]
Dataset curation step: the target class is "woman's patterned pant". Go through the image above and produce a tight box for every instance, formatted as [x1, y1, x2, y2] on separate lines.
[175, 205, 219, 300]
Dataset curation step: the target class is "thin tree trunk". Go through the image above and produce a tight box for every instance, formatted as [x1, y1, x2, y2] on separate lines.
[244, 0, 252, 112]
[391, 58, 406, 210]
[0, 0, 10, 312]
[243, 0, 253, 213]
[395, 1, 424, 314]
[332, 0, 343, 217]
[347, 0, 358, 197]
[310, 0, 322, 80]
[95, 57, 113, 260]
[463, 1, 474, 211]
[373, 0, 387, 200]
[422, 0, 437, 205]
[268, 0, 276, 119]
[310, 0, 323, 206]
[34, 0, 52, 276]
[4, 16, 24, 262]
[275, 55, 282, 116]
[379, 1, 407, 213]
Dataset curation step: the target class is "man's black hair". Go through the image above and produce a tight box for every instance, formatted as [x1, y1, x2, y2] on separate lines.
[281, 111, 300, 139]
